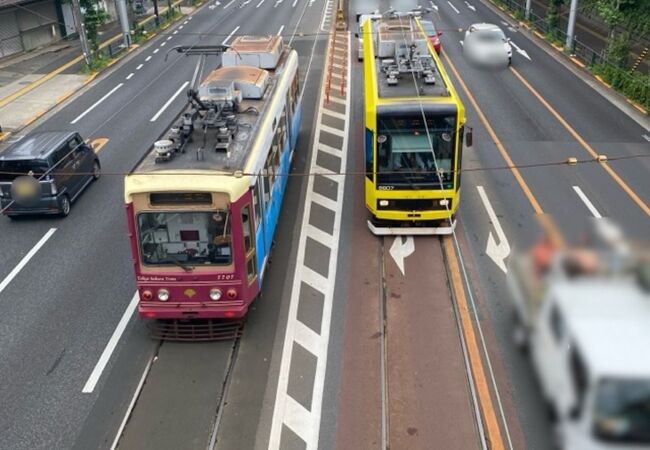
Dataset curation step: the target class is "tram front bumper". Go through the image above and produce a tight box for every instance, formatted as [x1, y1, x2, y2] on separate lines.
[139, 301, 249, 319]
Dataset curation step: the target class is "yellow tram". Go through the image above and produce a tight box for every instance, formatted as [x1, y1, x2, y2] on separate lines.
[361, 13, 470, 235]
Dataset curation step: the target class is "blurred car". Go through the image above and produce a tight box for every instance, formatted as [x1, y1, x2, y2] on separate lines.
[463, 23, 512, 67]
[419, 19, 442, 54]
[0, 131, 100, 218]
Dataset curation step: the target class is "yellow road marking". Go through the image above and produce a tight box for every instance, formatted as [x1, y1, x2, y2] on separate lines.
[441, 50, 565, 247]
[89, 137, 109, 153]
[510, 67, 650, 216]
[444, 237, 505, 450]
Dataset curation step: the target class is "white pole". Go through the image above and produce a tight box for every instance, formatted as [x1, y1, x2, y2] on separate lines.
[565, 0, 579, 51]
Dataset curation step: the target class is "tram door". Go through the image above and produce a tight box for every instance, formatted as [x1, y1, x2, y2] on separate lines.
[242, 205, 257, 283]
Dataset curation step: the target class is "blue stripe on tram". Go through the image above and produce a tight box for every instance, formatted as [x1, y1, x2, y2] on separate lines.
[254, 101, 302, 283]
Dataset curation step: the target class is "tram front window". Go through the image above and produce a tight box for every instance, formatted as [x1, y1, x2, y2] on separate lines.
[377, 114, 456, 189]
[137, 210, 232, 267]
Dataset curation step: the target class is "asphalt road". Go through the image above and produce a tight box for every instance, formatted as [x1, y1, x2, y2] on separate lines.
[0, 0, 331, 448]
[0, 0, 648, 447]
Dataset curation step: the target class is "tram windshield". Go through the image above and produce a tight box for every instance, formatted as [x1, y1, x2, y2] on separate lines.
[137, 210, 232, 268]
[376, 113, 456, 189]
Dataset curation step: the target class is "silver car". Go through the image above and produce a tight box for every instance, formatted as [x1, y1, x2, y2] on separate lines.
[463, 23, 512, 67]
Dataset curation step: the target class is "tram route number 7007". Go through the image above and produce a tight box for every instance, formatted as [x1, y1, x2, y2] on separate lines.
[378, 185, 395, 190]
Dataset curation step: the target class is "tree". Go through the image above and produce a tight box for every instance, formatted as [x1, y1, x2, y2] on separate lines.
[79, 0, 108, 54]
[546, 0, 565, 38]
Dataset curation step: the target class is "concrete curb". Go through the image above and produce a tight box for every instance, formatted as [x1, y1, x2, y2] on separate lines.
[480, 0, 650, 130]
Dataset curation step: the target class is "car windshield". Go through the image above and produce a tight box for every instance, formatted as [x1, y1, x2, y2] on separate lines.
[593, 378, 650, 444]
[137, 211, 233, 267]
[376, 113, 456, 189]
[0, 160, 49, 182]
[474, 29, 506, 43]
[421, 21, 436, 35]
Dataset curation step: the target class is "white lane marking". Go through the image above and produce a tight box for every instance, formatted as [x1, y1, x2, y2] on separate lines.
[136, 63, 144, 70]
[256, 0, 265, 6]
[166, 36, 172, 40]
[292, 0, 298, 6]
[145, 55, 152, 61]
[459, 40, 464, 46]
[188, 14, 192, 18]
[277, 25, 285, 36]
[223, 0, 235, 7]
[82, 292, 138, 393]
[150, 81, 189, 122]
[642, 134, 650, 142]
[509, 40, 531, 60]
[573, 186, 602, 218]
[477, 186, 511, 274]
[173, 30, 179, 34]
[179, 25, 184, 29]
[268, 33, 350, 450]
[183, 20, 188, 24]
[153, 48, 159, 53]
[240, 0, 251, 6]
[464, 0, 475, 10]
[126, 72, 134, 80]
[447, 1, 460, 13]
[70, 83, 123, 124]
[222, 25, 240, 45]
[429, 0, 438, 10]
[389, 236, 415, 275]
[273, 0, 282, 6]
[0, 229, 56, 295]
[160, 42, 166, 47]
[501, 20, 508, 26]
[319, 0, 332, 30]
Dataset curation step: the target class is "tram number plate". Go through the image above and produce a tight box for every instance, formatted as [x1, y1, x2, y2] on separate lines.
[378, 186, 395, 190]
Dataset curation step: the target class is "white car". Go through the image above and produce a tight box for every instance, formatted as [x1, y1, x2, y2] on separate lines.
[463, 23, 512, 67]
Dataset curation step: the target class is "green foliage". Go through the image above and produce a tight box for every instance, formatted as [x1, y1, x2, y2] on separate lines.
[79, 0, 108, 54]
[594, 63, 650, 111]
[545, 0, 565, 38]
[81, 51, 111, 73]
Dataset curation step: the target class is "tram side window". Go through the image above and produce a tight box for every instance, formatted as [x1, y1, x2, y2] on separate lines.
[253, 182, 261, 228]
[242, 205, 254, 252]
[291, 73, 299, 108]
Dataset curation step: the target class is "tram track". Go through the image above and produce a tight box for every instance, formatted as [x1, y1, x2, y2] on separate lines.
[112, 325, 243, 450]
[372, 233, 506, 450]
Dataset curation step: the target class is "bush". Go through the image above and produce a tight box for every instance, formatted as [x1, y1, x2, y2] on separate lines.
[594, 63, 650, 111]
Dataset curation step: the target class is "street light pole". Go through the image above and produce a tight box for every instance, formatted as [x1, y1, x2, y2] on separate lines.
[566, 0, 579, 51]
[525, 0, 531, 20]
[71, 0, 92, 65]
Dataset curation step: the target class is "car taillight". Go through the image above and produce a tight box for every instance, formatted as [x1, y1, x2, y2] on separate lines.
[226, 288, 237, 300]
[142, 290, 153, 301]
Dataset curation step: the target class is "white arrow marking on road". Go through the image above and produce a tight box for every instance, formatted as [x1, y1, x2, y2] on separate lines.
[459, 40, 464, 46]
[447, 1, 460, 13]
[429, 1, 438, 10]
[389, 236, 415, 275]
[477, 186, 510, 274]
[464, 1, 475, 11]
[509, 40, 531, 60]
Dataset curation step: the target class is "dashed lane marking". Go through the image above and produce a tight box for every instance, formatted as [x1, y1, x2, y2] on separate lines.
[573, 186, 603, 218]
[447, 0, 460, 13]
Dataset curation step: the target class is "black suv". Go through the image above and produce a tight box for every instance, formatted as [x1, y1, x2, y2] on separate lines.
[0, 131, 100, 218]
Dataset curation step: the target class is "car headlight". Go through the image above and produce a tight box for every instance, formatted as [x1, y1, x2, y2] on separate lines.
[210, 288, 222, 301]
[157, 288, 170, 301]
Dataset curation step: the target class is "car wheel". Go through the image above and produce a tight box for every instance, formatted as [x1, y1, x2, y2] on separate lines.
[508, 57, 512, 66]
[59, 195, 71, 217]
[92, 160, 101, 180]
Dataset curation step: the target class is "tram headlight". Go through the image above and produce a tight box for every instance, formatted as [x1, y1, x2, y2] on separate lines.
[439, 199, 449, 207]
[379, 200, 389, 207]
[210, 288, 222, 301]
[157, 288, 170, 302]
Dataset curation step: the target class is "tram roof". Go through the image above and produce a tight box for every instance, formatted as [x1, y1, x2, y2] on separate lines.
[363, 16, 461, 106]
[127, 36, 295, 196]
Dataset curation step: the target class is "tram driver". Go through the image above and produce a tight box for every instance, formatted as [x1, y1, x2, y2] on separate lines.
[207, 212, 232, 264]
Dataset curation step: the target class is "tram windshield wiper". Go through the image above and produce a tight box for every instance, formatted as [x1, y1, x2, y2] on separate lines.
[167, 257, 194, 272]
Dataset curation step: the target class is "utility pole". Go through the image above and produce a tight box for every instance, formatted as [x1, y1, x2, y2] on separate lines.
[116, 0, 132, 47]
[525, 0, 531, 20]
[153, 0, 160, 26]
[71, 0, 92, 65]
[565, 0, 579, 51]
